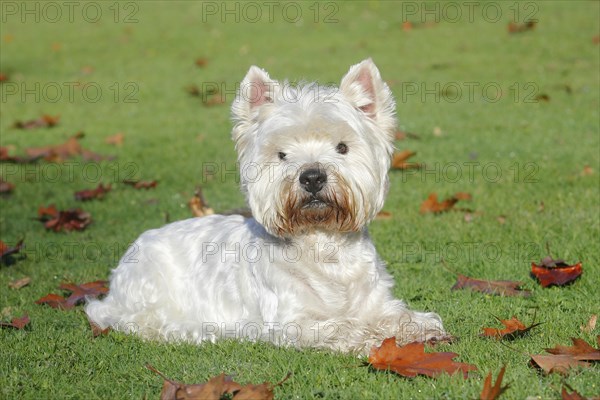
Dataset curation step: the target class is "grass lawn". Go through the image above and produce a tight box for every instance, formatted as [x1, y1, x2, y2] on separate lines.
[1, 1, 599, 398]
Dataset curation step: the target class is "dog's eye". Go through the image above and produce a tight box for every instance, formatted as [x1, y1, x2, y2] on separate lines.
[278, 152, 287, 160]
[336, 142, 348, 155]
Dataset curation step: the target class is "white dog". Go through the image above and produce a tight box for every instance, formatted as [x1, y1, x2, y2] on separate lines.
[86, 59, 446, 354]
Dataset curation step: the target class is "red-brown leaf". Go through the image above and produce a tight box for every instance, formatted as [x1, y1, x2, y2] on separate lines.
[0, 314, 30, 330]
[531, 261, 583, 287]
[75, 183, 112, 201]
[481, 316, 541, 339]
[59, 280, 108, 307]
[480, 365, 509, 400]
[0, 146, 42, 163]
[420, 192, 472, 214]
[105, 132, 124, 146]
[561, 387, 588, 400]
[37, 204, 92, 232]
[35, 293, 72, 309]
[0, 238, 24, 260]
[9, 276, 31, 289]
[545, 337, 600, 360]
[508, 20, 536, 33]
[368, 337, 477, 378]
[452, 274, 531, 297]
[530, 337, 600, 375]
[123, 179, 158, 189]
[13, 114, 60, 129]
[391, 150, 421, 170]
[0, 178, 15, 194]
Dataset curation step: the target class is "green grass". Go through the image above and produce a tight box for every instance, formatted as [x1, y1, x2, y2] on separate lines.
[1, 1, 599, 398]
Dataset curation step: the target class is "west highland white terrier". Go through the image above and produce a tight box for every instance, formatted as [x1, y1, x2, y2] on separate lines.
[86, 59, 446, 354]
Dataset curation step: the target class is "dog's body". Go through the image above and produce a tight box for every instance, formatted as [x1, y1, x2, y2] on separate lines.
[86, 59, 446, 354]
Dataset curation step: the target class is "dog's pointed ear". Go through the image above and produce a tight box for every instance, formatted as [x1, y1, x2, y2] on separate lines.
[232, 66, 278, 125]
[340, 59, 396, 137]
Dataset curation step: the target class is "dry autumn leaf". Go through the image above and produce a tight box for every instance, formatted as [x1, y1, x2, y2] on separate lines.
[105, 132, 124, 146]
[0, 146, 42, 163]
[13, 114, 60, 129]
[530, 337, 600, 375]
[147, 364, 290, 400]
[89, 318, 111, 337]
[189, 187, 214, 217]
[531, 256, 583, 287]
[195, 57, 208, 68]
[394, 130, 421, 140]
[0, 239, 24, 262]
[36, 280, 108, 310]
[480, 365, 509, 400]
[451, 274, 531, 297]
[368, 337, 477, 378]
[391, 150, 421, 170]
[37, 204, 92, 232]
[9, 276, 31, 290]
[0, 314, 30, 330]
[508, 20, 537, 33]
[75, 183, 112, 201]
[0, 178, 15, 194]
[123, 179, 158, 189]
[581, 315, 597, 333]
[420, 192, 472, 214]
[24, 132, 112, 162]
[481, 316, 541, 339]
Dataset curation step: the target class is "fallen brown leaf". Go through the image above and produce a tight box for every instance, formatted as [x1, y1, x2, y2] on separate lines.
[89, 318, 111, 337]
[195, 57, 208, 68]
[9, 276, 31, 289]
[581, 315, 597, 333]
[375, 210, 393, 220]
[36, 280, 108, 310]
[530, 337, 600, 375]
[531, 254, 583, 287]
[480, 365, 509, 400]
[481, 316, 541, 339]
[13, 114, 60, 129]
[420, 192, 472, 214]
[35, 293, 72, 309]
[0, 314, 30, 330]
[189, 187, 214, 217]
[368, 337, 477, 378]
[0, 238, 25, 262]
[0, 146, 42, 163]
[37, 204, 92, 232]
[391, 150, 421, 170]
[0, 178, 15, 194]
[75, 183, 112, 201]
[123, 179, 158, 190]
[105, 132, 124, 146]
[561, 386, 589, 400]
[508, 20, 536, 33]
[451, 274, 531, 297]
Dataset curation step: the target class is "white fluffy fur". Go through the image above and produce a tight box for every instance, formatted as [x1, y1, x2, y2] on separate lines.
[86, 59, 446, 354]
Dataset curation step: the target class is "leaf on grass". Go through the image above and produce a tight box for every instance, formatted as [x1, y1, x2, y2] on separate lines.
[391, 150, 421, 170]
[88, 318, 111, 337]
[36, 281, 108, 310]
[37, 204, 92, 232]
[0, 239, 24, 261]
[481, 316, 541, 339]
[105, 132, 124, 146]
[24, 132, 112, 162]
[581, 315, 597, 333]
[123, 179, 158, 190]
[508, 20, 536, 33]
[394, 130, 421, 140]
[0, 178, 15, 194]
[0, 146, 42, 163]
[420, 192, 472, 214]
[195, 57, 208, 68]
[451, 274, 531, 297]
[147, 364, 290, 400]
[375, 210, 393, 220]
[9, 276, 31, 289]
[35, 293, 72, 309]
[480, 365, 509, 400]
[75, 183, 112, 201]
[189, 187, 214, 217]
[13, 114, 60, 129]
[531, 256, 583, 287]
[59, 281, 109, 307]
[581, 165, 593, 176]
[0, 72, 8, 82]
[0, 314, 30, 330]
[368, 337, 477, 378]
[530, 337, 600, 375]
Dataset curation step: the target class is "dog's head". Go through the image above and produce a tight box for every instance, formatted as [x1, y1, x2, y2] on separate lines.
[231, 59, 396, 237]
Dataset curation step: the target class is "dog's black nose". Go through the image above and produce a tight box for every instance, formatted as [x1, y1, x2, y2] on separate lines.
[299, 168, 327, 195]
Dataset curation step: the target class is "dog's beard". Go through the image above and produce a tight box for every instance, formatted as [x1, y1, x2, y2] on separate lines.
[275, 175, 359, 236]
